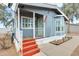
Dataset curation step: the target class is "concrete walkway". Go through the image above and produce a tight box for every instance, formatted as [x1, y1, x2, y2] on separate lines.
[39, 36, 79, 56]
[33, 51, 46, 56]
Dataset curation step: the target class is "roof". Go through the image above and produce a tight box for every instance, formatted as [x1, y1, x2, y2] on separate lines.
[18, 3, 69, 21]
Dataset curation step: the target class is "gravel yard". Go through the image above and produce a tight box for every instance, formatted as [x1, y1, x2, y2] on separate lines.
[0, 30, 18, 56]
[0, 43, 18, 56]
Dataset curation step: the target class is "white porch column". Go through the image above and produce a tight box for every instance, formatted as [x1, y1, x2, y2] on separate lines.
[33, 12, 35, 38]
[18, 8, 23, 55]
[18, 8, 20, 29]
[43, 15, 45, 37]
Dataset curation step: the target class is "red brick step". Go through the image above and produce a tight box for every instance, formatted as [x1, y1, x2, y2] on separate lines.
[23, 48, 40, 56]
[23, 41, 36, 47]
[22, 39, 40, 56]
[23, 39, 35, 43]
[23, 44, 38, 53]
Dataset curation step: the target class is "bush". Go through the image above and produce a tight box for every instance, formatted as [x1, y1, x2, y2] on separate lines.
[0, 32, 12, 49]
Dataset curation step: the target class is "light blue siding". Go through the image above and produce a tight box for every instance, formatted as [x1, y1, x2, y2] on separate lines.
[19, 6, 67, 38]
[45, 11, 56, 37]
[54, 16, 66, 36]
[23, 29, 33, 38]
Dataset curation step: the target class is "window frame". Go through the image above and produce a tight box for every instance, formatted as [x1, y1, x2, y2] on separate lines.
[21, 16, 33, 29]
[55, 17, 64, 32]
[56, 20, 60, 31]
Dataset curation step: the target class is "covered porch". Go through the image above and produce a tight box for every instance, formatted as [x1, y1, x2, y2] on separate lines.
[17, 8, 45, 40]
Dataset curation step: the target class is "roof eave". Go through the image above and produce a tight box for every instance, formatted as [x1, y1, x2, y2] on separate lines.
[17, 3, 69, 21]
[56, 7, 69, 21]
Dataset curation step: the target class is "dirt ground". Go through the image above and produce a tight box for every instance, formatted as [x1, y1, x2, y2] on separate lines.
[0, 44, 18, 56]
[70, 32, 79, 56]
[71, 45, 79, 56]
[65, 32, 79, 56]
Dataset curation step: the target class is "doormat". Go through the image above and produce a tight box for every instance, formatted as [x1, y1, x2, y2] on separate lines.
[50, 36, 72, 45]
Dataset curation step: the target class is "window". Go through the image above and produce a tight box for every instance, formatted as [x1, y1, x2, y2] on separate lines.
[54, 16, 65, 36]
[58, 27, 60, 31]
[62, 26, 63, 31]
[56, 20, 65, 31]
[21, 16, 33, 29]
[56, 21, 60, 31]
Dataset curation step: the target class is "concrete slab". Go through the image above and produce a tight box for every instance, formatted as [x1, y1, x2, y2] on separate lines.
[39, 36, 79, 56]
[33, 51, 46, 56]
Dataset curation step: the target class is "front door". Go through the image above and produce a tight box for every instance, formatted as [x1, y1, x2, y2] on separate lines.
[35, 14, 44, 38]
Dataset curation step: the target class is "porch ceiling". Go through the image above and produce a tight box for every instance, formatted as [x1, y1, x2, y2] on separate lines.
[18, 3, 61, 15]
[20, 9, 33, 17]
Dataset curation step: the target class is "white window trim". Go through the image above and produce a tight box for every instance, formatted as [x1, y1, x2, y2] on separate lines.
[54, 16, 65, 36]
[21, 16, 33, 29]
[43, 15, 45, 37]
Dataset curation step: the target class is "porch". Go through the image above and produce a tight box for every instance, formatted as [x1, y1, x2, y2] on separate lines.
[17, 8, 66, 40]
[16, 8, 45, 56]
[18, 8, 45, 40]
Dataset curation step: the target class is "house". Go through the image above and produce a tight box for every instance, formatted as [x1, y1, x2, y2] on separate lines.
[8, 3, 69, 56]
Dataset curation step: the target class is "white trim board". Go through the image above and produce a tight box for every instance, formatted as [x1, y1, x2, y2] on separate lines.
[36, 34, 66, 45]
[21, 16, 33, 29]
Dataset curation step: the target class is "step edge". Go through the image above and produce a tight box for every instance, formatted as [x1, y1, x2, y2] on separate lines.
[23, 46, 37, 52]
[23, 41, 35, 45]
[23, 48, 40, 55]
[23, 44, 38, 49]
[23, 39, 35, 42]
